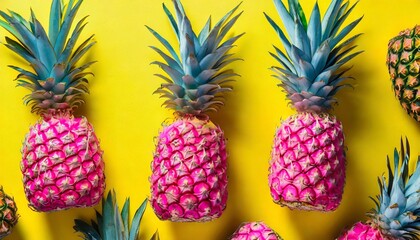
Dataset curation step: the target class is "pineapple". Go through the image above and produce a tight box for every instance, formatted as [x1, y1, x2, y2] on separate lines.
[74, 190, 159, 240]
[387, 25, 420, 122]
[0, 187, 18, 239]
[0, 0, 105, 212]
[338, 139, 420, 240]
[266, 0, 362, 211]
[230, 222, 283, 240]
[148, 0, 243, 222]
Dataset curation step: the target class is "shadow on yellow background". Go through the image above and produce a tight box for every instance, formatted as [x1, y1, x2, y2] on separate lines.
[1, 0, 420, 239]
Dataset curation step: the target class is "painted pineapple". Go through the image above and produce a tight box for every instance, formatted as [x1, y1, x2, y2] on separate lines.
[338, 139, 420, 239]
[387, 25, 420, 122]
[74, 190, 159, 240]
[266, 0, 362, 211]
[0, 187, 18, 239]
[0, 0, 105, 212]
[230, 222, 282, 240]
[148, 0, 243, 222]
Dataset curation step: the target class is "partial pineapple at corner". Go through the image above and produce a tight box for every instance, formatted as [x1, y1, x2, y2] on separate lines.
[147, 0, 243, 222]
[0, 0, 105, 212]
[338, 139, 420, 240]
[387, 25, 420, 122]
[74, 190, 159, 240]
[266, 0, 362, 211]
[230, 222, 283, 240]
[0, 187, 18, 239]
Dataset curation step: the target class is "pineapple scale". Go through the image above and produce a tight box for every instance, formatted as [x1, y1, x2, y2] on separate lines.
[21, 116, 105, 212]
[150, 117, 227, 222]
[269, 112, 345, 211]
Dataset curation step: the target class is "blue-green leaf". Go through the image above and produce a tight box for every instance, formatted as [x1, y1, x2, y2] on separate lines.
[314, 69, 332, 83]
[272, 45, 295, 73]
[200, 45, 232, 70]
[273, 0, 295, 38]
[299, 58, 316, 80]
[196, 69, 217, 84]
[180, 32, 195, 67]
[73, 219, 102, 240]
[327, 45, 357, 67]
[311, 41, 330, 74]
[293, 17, 311, 57]
[307, 2, 321, 55]
[58, 16, 88, 63]
[4, 37, 36, 63]
[154, 73, 174, 83]
[69, 39, 95, 68]
[296, 2, 307, 30]
[32, 16, 56, 71]
[214, 11, 243, 48]
[151, 61, 184, 85]
[321, 0, 343, 41]
[208, 69, 238, 84]
[9, 65, 38, 82]
[213, 2, 242, 35]
[49, 0, 62, 46]
[8, 10, 31, 30]
[264, 13, 291, 56]
[102, 191, 116, 240]
[54, 0, 83, 54]
[198, 17, 211, 44]
[330, 1, 358, 38]
[330, 16, 363, 49]
[0, 19, 18, 37]
[163, 3, 179, 39]
[114, 204, 124, 240]
[128, 199, 148, 240]
[95, 211, 103, 238]
[336, 50, 363, 66]
[0, 11, 38, 56]
[149, 46, 183, 73]
[219, 32, 244, 49]
[214, 53, 242, 69]
[146, 26, 181, 64]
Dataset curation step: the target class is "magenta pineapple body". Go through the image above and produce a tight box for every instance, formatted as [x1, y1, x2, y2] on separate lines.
[269, 113, 345, 211]
[21, 115, 105, 211]
[151, 118, 227, 221]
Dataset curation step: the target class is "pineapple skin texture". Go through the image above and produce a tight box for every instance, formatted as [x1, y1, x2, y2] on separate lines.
[230, 222, 283, 240]
[338, 222, 396, 240]
[387, 25, 420, 122]
[269, 112, 346, 211]
[21, 116, 105, 212]
[0, 187, 18, 238]
[150, 117, 228, 222]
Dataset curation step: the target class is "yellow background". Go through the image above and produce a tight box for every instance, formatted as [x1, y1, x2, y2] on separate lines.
[0, 0, 420, 239]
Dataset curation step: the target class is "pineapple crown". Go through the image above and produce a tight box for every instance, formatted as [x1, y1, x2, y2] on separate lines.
[369, 139, 420, 239]
[148, 0, 244, 117]
[266, 0, 362, 113]
[0, 0, 95, 116]
[73, 190, 159, 240]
